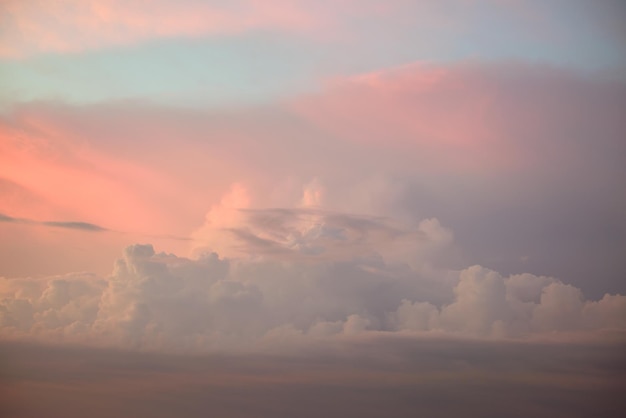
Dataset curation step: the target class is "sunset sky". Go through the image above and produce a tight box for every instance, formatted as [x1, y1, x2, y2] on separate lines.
[1, 1, 625, 417]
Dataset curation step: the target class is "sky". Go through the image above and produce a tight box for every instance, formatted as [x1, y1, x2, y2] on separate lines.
[1, 1, 625, 417]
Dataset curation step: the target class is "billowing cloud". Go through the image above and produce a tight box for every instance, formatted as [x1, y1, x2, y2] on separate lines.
[2, 4, 625, 416]
[2, 215, 624, 352]
[292, 62, 626, 296]
[193, 197, 453, 263]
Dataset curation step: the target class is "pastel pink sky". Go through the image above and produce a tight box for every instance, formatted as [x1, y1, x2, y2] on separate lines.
[1, 4, 625, 415]
[1, 62, 624, 287]
[0, 63, 568, 235]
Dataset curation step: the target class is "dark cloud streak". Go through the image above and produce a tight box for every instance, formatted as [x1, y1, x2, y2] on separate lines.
[0, 213, 194, 241]
[0, 212, 108, 232]
[42, 221, 108, 232]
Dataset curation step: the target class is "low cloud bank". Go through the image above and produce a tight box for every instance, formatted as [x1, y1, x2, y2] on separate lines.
[1, 211, 624, 352]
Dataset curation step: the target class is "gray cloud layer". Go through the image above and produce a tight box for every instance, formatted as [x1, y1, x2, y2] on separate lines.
[1, 337, 624, 418]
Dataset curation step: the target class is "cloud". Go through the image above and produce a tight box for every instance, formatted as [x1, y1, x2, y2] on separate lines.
[194, 203, 451, 263]
[1, 62, 625, 296]
[0, 0, 532, 58]
[389, 264, 626, 338]
[1, 220, 624, 352]
[0, 212, 108, 232]
[0, 110, 192, 236]
[0, 213, 14, 222]
[293, 62, 626, 174]
[292, 62, 626, 296]
[1, 165, 624, 415]
[0, 0, 321, 57]
[42, 221, 107, 231]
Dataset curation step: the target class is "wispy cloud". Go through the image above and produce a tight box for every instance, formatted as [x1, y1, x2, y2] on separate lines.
[0, 0, 319, 57]
[0, 212, 108, 232]
[41, 220, 108, 231]
[0, 212, 197, 242]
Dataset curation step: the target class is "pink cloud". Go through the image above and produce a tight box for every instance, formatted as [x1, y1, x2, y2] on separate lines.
[0, 100, 308, 277]
[0, 0, 320, 57]
[0, 109, 185, 234]
[0, 0, 490, 57]
[4, 63, 624, 228]
[291, 64, 510, 174]
[291, 62, 626, 175]
[1, 62, 624, 286]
